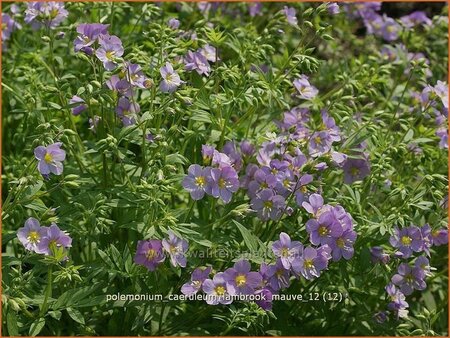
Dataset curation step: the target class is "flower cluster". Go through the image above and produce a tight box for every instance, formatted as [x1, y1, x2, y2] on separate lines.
[17, 217, 72, 258]
[182, 145, 241, 203]
[371, 223, 448, 321]
[134, 231, 189, 271]
[183, 44, 217, 76]
[181, 232, 336, 310]
[24, 2, 68, 30]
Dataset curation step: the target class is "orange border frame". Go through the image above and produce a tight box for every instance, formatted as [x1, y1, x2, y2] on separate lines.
[0, 0, 449, 337]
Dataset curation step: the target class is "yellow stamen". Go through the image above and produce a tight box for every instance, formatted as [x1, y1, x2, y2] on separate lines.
[195, 176, 206, 187]
[44, 153, 53, 164]
[235, 275, 247, 287]
[336, 238, 345, 248]
[304, 259, 314, 269]
[27, 231, 41, 244]
[401, 236, 412, 246]
[281, 247, 289, 257]
[146, 249, 156, 260]
[218, 178, 226, 189]
[215, 286, 226, 296]
[318, 226, 328, 236]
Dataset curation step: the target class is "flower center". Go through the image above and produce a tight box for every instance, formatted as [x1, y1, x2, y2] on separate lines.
[304, 259, 314, 269]
[44, 153, 53, 164]
[169, 245, 178, 253]
[260, 182, 268, 189]
[283, 179, 290, 188]
[49, 8, 59, 19]
[195, 176, 206, 187]
[336, 238, 345, 248]
[276, 269, 284, 276]
[281, 247, 289, 257]
[401, 236, 412, 246]
[314, 136, 322, 145]
[27, 231, 41, 244]
[405, 274, 414, 283]
[146, 249, 157, 260]
[350, 167, 359, 176]
[264, 200, 273, 209]
[106, 50, 116, 60]
[215, 285, 226, 296]
[235, 274, 247, 286]
[218, 178, 226, 189]
[318, 226, 329, 236]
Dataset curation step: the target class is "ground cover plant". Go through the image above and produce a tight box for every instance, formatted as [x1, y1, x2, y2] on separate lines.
[1, 1, 449, 336]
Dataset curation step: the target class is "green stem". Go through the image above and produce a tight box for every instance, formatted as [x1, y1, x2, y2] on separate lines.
[40, 265, 53, 317]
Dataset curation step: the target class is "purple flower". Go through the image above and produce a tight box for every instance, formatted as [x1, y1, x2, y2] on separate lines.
[182, 164, 212, 200]
[17, 217, 48, 253]
[291, 246, 329, 280]
[385, 283, 409, 318]
[208, 166, 239, 203]
[302, 193, 325, 218]
[181, 267, 212, 295]
[199, 44, 218, 63]
[342, 158, 371, 184]
[115, 97, 139, 126]
[34, 142, 66, 176]
[124, 62, 148, 89]
[74, 23, 109, 53]
[329, 229, 357, 261]
[251, 189, 286, 221]
[373, 311, 387, 324]
[159, 62, 182, 93]
[240, 140, 255, 157]
[272, 232, 303, 269]
[2, 13, 21, 42]
[391, 263, 426, 296]
[69, 95, 87, 116]
[266, 258, 291, 291]
[283, 6, 297, 26]
[106, 75, 133, 98]
[327, 3, 340, 15]
[25, 2, 68, 29]
[184, 51, 211, 76]
[249, 2, 262, 17]
[380, 16, 401, 41]
[168, 18, 180, 29]
[431, 228, 448, 246]
[212, 150, 232, 169]
[201, 145, 215, 164]
[202, 272, 233, 305]
[255, 288, 273, 311]
[89, 115, 101, 133]
[433, 80, 448, 110]
[248, 167, 277, 198]
[162, 231, 189, 268]
[224, 260, 262, 295]
[414, 256, 431, 276]
[370, 246, 390, 265]
[309, 131, 332, 157]
[436, 127, 448, 149]
[400, 11, 431, 28]
[95, 34, 124, 71]
[389, 226, 423, 258]
[306, 211, 343, 246]
[293, 75, 318, 100]
[37, 224, 72, 255]
[134, 239, 165, 271]
[292, 173, 314, 205]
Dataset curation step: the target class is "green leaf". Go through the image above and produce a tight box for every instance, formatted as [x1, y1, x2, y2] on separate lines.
[29, 317, 46, 337]
[6, 310, 19, 336]
[67, 307, 85, 324]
